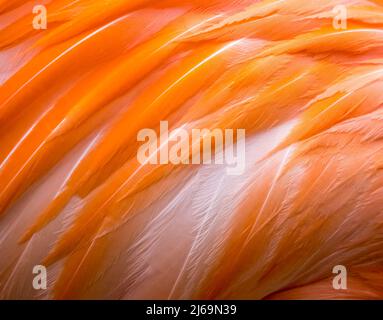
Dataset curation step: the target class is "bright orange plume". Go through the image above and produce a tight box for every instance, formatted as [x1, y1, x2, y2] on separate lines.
[1, 0, 383, 300]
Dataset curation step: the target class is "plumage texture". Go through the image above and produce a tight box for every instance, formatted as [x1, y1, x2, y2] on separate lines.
[0, 0, 383, 299]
